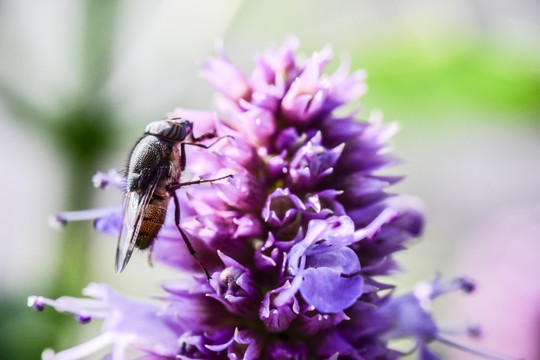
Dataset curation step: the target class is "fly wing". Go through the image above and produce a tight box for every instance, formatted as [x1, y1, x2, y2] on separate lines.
[115, 169, 163, 273]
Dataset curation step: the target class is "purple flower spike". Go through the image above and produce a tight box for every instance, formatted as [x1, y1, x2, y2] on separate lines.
[32, 37, 518, 360]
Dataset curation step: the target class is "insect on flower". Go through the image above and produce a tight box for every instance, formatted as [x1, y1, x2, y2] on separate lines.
[116, 118, 232, 278]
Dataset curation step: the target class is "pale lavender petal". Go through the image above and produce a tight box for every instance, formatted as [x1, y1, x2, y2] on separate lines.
[305, 246, 360, 275]
[201, 51, 250, 102]
[299, 267, 364, 313]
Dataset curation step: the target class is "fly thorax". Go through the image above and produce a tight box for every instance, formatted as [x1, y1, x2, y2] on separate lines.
[126, 135, 174, 192]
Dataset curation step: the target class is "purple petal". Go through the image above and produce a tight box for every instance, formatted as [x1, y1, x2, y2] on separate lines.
[167, 108, 219, 137]
[93, 209, 122, 235]
[306, 246, 361, 275]
[233, 214, 264, 238]
[419, 344, 440, 360]
[264, 341, 307, 359]
[378, 293, 438, 342]
[92, 169, 125, 190]
[260, 283, 299, 332]
[293, 305, 349, 335]
[201, 50, 250, 102]
[233, 328, 263, 360]
[274, 127, 302, 150]
[299, 267, 364, 313]
[262, 188, 305, 227]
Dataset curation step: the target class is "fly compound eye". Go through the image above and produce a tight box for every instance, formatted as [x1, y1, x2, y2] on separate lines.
[144, 119, 193, 142]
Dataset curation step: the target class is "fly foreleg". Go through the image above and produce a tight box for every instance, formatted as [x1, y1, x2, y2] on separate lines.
[179, 135, 234, 171]
[166, 174, 233, 191]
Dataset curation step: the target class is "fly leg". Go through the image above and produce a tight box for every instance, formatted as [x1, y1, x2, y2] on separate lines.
[192, 129, 217, 142]
[166, 174, 233, 191]
[147, 243, 154, 268]
[188, 135, 233, 148]
[168, 188, 212, 280]
[166, 174, 233, 280]
[180, 135, 233, 171]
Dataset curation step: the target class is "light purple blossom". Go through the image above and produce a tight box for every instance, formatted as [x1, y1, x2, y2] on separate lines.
[28, 283, 181, 359]
[30, 37, 519, 360]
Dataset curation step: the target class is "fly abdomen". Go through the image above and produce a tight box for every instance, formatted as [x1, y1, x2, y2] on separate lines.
[135, 196, 170, 249]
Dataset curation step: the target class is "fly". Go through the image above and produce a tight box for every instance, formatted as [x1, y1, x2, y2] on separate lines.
[116, 118, 231, 278]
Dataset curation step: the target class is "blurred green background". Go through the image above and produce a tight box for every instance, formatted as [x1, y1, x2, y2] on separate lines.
[0, 0, 539, 359]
